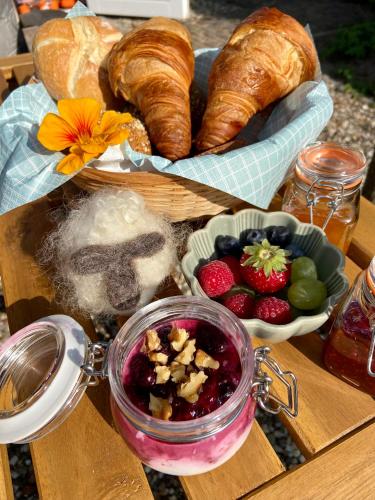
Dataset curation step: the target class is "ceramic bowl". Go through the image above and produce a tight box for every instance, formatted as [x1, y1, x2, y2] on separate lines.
[181, 209, 349, 343]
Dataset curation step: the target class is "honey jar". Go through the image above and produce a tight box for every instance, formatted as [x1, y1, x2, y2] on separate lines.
[282, 142, 366, 253]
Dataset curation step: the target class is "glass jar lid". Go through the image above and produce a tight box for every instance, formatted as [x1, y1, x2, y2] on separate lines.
[0, 315, 88, 444]
[296, 142, 367, 190]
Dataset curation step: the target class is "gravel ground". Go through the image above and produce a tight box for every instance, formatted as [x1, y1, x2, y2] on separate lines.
[2, 0, 375, 497]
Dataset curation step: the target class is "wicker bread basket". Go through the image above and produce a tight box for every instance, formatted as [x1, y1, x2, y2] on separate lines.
[72, 168, 243, 222]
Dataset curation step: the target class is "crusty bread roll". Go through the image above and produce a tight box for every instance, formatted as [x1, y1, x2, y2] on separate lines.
[33, 16, 123, 108]
[196, 7, 318, 151]
[125, 118, 152, 155]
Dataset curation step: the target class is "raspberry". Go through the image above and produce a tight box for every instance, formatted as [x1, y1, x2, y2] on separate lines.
[197, 260, 235, 297]
[254, 297, 292, 325]
[223, 293, 255, 319]
[219, 255, 243, 284]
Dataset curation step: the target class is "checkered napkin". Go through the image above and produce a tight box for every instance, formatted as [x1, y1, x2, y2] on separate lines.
[0, 2, 333, 215]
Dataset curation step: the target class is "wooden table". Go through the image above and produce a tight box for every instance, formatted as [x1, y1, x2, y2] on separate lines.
[0, 189, 375, 500]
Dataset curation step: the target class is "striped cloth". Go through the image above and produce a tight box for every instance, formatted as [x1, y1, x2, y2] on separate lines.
[0, 2, 333, 214]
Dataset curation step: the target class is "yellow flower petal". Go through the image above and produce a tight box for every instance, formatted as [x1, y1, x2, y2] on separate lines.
[79, 142, 107, 155]
[38, 113, 77, 151]
[105, 128, 130, 146]
[56, 153, 85, 175]
[57, 98, 103, 141]
[94, 111, 133, 137]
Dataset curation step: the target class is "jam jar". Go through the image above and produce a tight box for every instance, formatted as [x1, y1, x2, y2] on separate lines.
[324, 257, 375, 395]
[0, 296, 298, 476]
[282, 142, 366, 253]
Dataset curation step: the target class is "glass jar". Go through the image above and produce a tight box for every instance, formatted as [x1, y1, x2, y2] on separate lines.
[0, 297, 297, 476]
[324, 257, 375, 395]
[282, 142, 366, 253]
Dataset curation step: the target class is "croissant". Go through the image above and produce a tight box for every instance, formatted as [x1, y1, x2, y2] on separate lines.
[108, 18, 194, 161]
[196, 7, 318, 152]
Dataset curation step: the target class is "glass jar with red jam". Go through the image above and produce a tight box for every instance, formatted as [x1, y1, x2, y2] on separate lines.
[0, 297, 297, 476]
[324, 257, 375, 395]
[282, 142, 366, 253]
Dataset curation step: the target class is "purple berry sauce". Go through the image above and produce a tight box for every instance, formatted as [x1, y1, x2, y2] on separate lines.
[123, 320, 242, 421]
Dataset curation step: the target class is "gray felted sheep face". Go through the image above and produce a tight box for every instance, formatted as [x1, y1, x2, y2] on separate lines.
[49, 189, 176, 316]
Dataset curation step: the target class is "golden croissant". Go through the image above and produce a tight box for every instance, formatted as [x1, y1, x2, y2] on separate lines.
[108, 17, 194, 161]
[196, 7, 318, 152]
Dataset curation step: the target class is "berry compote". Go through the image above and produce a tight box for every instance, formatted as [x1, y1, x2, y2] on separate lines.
[109, 296, 255, 476]
[123, 320, 242, 422]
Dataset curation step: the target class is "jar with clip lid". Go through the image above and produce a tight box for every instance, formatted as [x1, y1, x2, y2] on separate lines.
[281, 142, 366, 253]
[324, 257, 375, 395]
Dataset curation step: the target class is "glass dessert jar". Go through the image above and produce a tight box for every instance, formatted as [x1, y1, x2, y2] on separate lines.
[0, 297, 297, 476]
[282, 142, 366, 253]
[324, 257, 375, 395]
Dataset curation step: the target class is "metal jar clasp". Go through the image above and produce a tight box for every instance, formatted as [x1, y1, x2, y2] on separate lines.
[252, 347, 298, 418]
[305, 177, 344, 231]
[81, 341, 112, 386]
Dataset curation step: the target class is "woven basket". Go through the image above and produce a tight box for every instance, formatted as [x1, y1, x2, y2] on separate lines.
[72, 168, 243, 222]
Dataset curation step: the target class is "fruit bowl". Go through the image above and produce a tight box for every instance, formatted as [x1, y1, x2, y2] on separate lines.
[181, 209, 349, 343]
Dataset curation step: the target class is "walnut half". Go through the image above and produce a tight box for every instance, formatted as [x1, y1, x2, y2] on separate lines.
[149, 352, 169, 365]
[168, 327, 189, 352]
[174, 339, 196, 366]
[155, 365, 171, 384]
[177, 371, 208, 403]
[149, 394, 172, 420]
[195, 349, 220, 370]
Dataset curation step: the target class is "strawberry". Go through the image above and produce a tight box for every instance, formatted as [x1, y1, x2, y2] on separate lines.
[219, 255, 243, 284]
[223, 293, 255, 319]
[197, 260, 235, 297]
[240, 239, 290, 294]
[254, 297, 292, 325]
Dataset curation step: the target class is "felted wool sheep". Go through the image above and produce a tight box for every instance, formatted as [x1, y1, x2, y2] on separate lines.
[44, 189, 177, 316]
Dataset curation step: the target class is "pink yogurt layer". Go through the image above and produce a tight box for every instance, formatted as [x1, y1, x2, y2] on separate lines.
[111, 395, 255, 475]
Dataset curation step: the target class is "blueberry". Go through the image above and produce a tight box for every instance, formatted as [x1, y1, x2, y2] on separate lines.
[285, 243, 305, 260]
[218, 381, 236, 404]
[265, 226, 292, 247]
[240, 228, 267, 246]
[196, 325, 227, 355]
[215, 235, 242, 258]
[129, 353, 156, 388]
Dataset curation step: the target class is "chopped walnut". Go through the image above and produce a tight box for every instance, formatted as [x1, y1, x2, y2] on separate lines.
[155, 365, 171, 384]
[174, 339, 196, 366]
[177, 371, 208, 403]
[149, 394, 172, 420]
[195, 349, 220, 370]
[142, 329, 161, 353]
[149, 352, 169, 365]
[168, 327, 189, 352]
[170, 361, 186, 383]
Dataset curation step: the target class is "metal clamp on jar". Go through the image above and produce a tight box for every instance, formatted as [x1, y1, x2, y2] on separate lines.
[282, 142, 366, 253]
[0, 297, 298, 476]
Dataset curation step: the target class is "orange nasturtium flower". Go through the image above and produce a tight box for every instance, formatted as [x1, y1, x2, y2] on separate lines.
[37, 98, 132, 175]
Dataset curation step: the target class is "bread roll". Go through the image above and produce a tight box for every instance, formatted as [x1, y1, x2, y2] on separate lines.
[33, 16, 122, 108]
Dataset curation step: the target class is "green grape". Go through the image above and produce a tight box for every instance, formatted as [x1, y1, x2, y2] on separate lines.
[291, 256, 318, 283]
[288, 278, 327, 310]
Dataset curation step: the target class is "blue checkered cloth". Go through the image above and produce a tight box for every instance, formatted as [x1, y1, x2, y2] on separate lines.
[0, 2, 333, 214]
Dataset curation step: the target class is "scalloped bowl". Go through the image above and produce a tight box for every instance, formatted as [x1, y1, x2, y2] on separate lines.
[181, 210, 349, 343]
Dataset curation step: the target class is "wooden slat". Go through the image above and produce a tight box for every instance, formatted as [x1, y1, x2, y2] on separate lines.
[0, 445, 14, 500]
[247, 420, 375, 499]
[0, 193, 153, 500]
[0, 71, 9, 104]
[181, 421, 284, 500]
[13, 63, 34, 86]
[348, 196, 375, 269]
[252, 334, 375, 458]
[0, 53, 33, 81]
